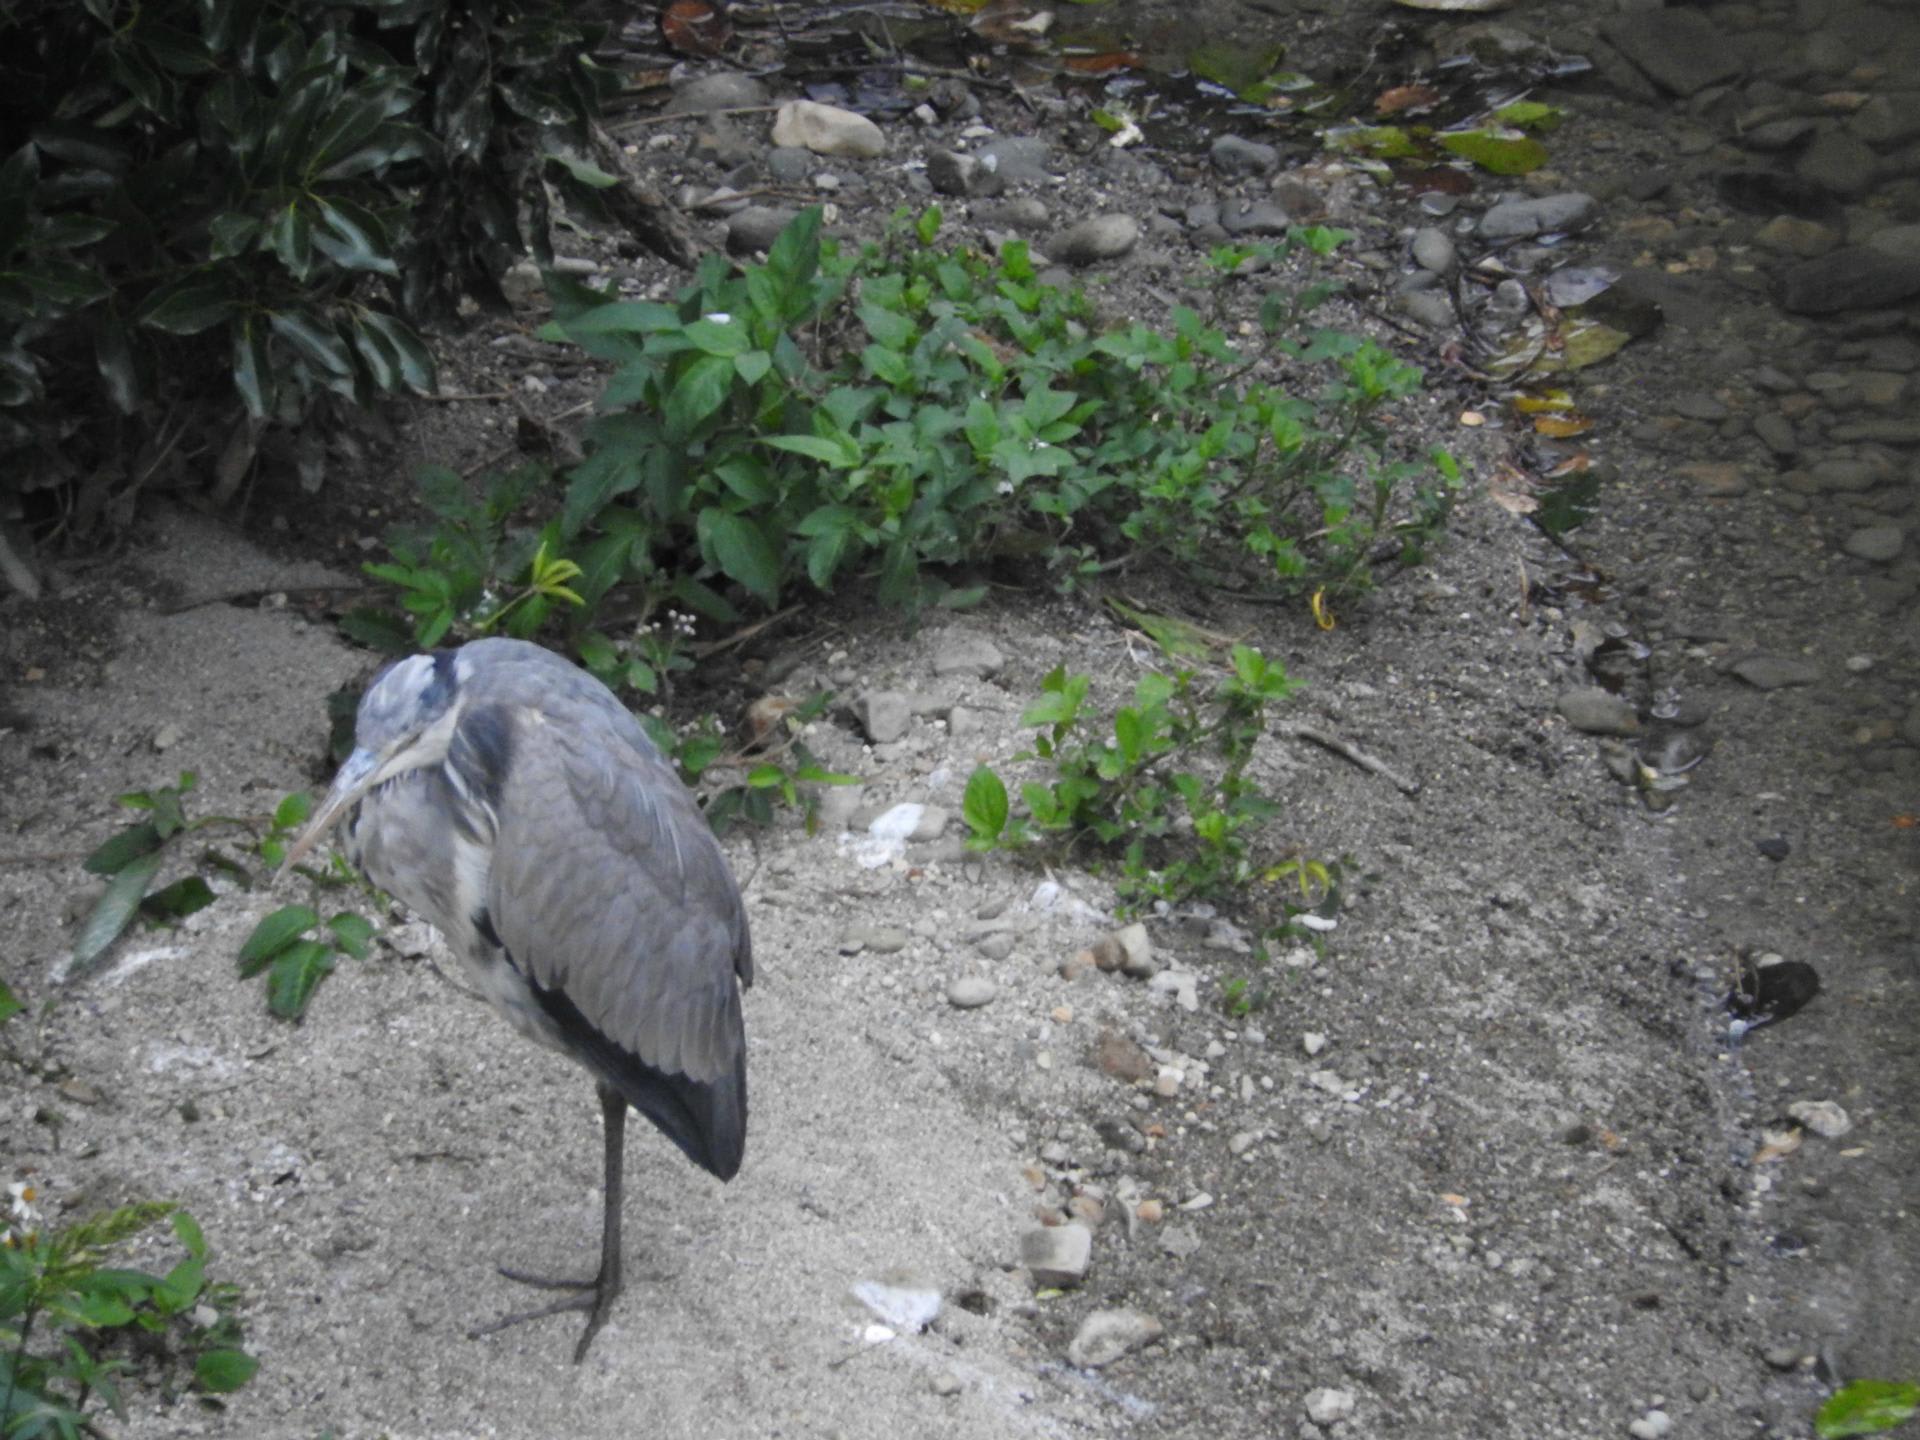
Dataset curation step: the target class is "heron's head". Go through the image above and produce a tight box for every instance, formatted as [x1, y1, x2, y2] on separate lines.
[280, 652, 459, 873]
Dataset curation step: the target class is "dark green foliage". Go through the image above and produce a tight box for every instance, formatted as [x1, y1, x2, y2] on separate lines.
[0, 1201, 257, 1433]
[964, 644, 1311, 913]
[0, 0, 615, 534]
[72, 773, 222, 973]
[360, 207, 1459, 663]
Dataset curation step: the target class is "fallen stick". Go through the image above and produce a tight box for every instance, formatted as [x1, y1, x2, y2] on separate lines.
[1286, 724, 1421, 797]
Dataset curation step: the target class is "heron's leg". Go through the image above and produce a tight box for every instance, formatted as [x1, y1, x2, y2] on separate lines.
[467, 1084, 628, 1363]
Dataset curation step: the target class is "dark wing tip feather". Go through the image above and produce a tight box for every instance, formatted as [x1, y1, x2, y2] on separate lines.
[527, 971, 747, 1181]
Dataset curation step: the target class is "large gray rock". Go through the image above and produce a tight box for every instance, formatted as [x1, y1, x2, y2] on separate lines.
[1729, 655, 1820, 690]
[1219, 200, 1292, 237]
[1557, 687, 1640, 736]
[1778, 247, 1920, 314]
[854, 690, 912, 743]
[927, 150, 1003, 199]
[1601, 11, 1744, 95]
[665, 73, 769, 114]
[1052, 215, 1139, 266]
[976, 137, 1053, 184]
[1479, 193, 1596, 240]
[726, 206, 800, 257]
[1843, 525, 1905, 563]
[932, 635, 1006, 678]
[1210, 134, 1279, 177]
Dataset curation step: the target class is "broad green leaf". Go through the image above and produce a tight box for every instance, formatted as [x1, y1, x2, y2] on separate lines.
[208, 212, 261, 260]
[313, 197, 398, 276]
[238, 905, 317, 972]
[232, 313, 274, 418]
[548, 152, 620, 188]
[663, 353, 735, 440]
[763, 434, 856, 468]
[805, 524, 851, 590]
[561, 300, 682, 337]
[764, 207, 823, 284]
[196, 1348, 260, 1394]
[85, 821, 163, 875]
[73, 852, 164, 970]
[267, 203, 313, 281]
[136, 275, 238, 335]
[1436, 128, 1549, 176]
[1491, 100, 1562, 132]
[962, 766, 1009, 845]
[92, 313, 139, 414]
[142, 876, 216, 919]
[357, 311, 434, 393]
[734, 350, 771, 384]
[171, 1209, 207, 1261]
[683, 316, 749, 356]
[336, 607, 413, 654]
[1323, 124, 1416, 159]
[267, 939, 335, 1019]
[711, 455, 773, 505]
[1817, 1381, 1920, 1439]
[326, 912, 375, 959]
[268, 309, 353, 377]
[153, 1256, 205, 1313]
[696, 508, 781, 605]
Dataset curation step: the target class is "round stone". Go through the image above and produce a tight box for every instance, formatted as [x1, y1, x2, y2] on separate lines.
[946, 976, 998, 1009]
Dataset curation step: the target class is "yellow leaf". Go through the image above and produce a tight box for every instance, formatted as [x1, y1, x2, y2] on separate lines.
[1533, 414, 1593, 438]
[1310, 589, 1335, 630]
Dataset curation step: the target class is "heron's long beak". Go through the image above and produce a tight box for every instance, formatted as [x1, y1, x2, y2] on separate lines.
[279, 747, 380, 876]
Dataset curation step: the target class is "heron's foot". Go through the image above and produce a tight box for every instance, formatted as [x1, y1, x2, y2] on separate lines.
[468, 1267, 620, 1363]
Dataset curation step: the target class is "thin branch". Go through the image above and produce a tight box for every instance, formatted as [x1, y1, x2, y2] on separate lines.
[1286, 724, 1421, 797]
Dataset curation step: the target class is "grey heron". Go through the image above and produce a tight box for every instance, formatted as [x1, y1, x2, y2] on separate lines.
[282, 637, 751, 1361]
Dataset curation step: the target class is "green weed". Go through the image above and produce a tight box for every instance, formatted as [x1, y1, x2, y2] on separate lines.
[357, 205, 1460, 649]
[962, 644, 1319, 918]
[1, 1190, 256, 1435]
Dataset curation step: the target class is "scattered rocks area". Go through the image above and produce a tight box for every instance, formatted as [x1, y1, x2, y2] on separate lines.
[1, 1, 1917, 1438]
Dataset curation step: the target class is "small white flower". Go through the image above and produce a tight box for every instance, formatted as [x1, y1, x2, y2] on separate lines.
[703, 312, 732, 325]
[5, 1180, 39, 1245]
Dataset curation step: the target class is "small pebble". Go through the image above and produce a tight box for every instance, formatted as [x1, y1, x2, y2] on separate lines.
[946, 977, 997, 1009]
[931, 1372, 961, 1397]
[1786, 1099, 1852, 1137]
[1305, 1387, 1357, 1426]
[1629, 1410, 1672, 1440]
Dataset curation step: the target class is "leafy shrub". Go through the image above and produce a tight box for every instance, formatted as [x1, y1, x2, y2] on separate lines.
[358, 206, 1459, 663]
[0, 0, 615, 535]
[961, 643, 1330, 917]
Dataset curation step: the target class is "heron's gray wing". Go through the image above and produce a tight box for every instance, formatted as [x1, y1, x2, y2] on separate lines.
[483, 700, 749, 1089]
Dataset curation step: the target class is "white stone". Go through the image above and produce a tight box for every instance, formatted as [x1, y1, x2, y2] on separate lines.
[1787, 1099, 1853, 1138]
[771, 100, 886, 158]
[1305, 1387, 1357, 1425]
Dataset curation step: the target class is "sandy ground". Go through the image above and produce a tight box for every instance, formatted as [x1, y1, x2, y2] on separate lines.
[3, 1, 1919, 1436]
